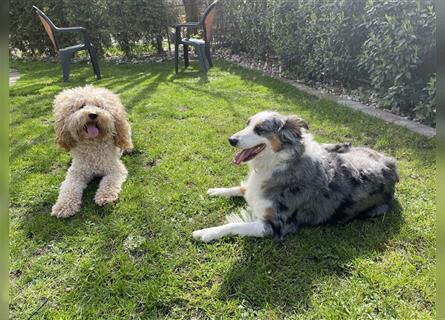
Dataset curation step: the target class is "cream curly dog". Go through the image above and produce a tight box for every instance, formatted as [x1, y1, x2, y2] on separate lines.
[51, 85, 133, 218]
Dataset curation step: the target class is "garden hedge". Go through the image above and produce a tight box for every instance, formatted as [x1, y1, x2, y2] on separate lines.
[10, 0, 436, 125]
[9, 0, 177, 57]
[215, 0, 436, 125]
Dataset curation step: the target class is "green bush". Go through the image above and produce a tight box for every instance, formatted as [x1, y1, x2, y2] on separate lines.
[359, 0, 435, 124]
[9, 0, 177, 57]
[105, 0, 176, 56]
[10, 0, 69, 56]
[61, 0, 112, 56]
[217, 0, 436, 125]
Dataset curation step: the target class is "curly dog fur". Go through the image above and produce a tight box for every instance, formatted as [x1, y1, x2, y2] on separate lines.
[51, 85, 133, 218]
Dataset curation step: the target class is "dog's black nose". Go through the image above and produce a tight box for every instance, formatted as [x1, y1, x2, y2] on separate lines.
[88, 113, 98, 120]
[228, 137, 239, 147]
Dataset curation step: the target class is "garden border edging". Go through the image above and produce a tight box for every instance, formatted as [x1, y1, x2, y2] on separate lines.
[282, 78, 436, 138]
[222, 59, 436, 138]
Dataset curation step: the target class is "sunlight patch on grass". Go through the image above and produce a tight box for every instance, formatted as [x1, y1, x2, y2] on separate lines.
[9, 60, 435, 319]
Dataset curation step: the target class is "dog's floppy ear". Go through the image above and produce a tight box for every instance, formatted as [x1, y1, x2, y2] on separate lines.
[53, 90, 76, 151]
[54, 118, 76, 151]
[98, 88, 133, 152]
[279, 115, 308, 143]
[109, 96, 133, 152]
[114, 109, 133, 152]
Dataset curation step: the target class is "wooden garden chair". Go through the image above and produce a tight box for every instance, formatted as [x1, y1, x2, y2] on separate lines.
[33, 6, 101, 82]
[174, 0, 219, 74]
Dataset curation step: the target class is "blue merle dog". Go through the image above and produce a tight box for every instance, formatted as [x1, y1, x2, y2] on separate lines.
[193, 111, 399, 242]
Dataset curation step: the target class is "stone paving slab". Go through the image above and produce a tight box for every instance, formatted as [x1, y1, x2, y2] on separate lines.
[9, 69, 20, 86]
[279, 78, 436, 138]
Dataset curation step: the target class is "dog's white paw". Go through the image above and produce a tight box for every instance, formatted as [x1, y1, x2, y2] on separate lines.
[192, 228, 221, 242]
[51, 202, 78, 218]
[207, 188, 230, 197]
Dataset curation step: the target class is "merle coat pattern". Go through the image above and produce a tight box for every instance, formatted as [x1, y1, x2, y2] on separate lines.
[193, 111, 399, 242]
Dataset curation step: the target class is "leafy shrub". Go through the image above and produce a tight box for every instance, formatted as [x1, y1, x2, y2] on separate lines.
[105, 0, 176, 56]
[9, 0, 177, 57]
[216, 0, 436, 125]
[10, 0, 69, 56]
[359, 0, 435, 124]
[61, 0, 112, 56]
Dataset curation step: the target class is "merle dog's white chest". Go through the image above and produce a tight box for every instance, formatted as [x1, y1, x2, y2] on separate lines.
[244, 169, 274, 219]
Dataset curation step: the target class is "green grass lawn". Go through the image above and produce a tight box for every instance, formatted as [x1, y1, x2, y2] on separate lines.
[9, 60, 436, 319]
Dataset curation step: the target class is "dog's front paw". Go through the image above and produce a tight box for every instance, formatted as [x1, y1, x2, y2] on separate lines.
[51, 202, 78, 218]
[122, 147, 133, 155]
[94, 192, 119, 206]
[207, 188, 228, 197]
[192, 228, 221, 242]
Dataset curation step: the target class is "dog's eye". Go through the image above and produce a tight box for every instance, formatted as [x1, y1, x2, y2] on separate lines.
[254, 124, 265, 135]
[79, 104, 86, 109]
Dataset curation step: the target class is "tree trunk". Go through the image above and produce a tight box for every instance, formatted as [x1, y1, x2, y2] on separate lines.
[155, 35, 164, 54]
[119, 34, 132, 58]
[182, 0, 199, 22]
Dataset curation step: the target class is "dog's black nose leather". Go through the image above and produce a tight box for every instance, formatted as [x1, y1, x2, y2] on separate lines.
[228, 137, 238, 147]
[89, 113, 98, 120]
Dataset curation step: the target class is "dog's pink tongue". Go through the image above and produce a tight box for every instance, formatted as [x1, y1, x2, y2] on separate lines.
[87, 124, 99, 138]
[233, 149, 253, 165]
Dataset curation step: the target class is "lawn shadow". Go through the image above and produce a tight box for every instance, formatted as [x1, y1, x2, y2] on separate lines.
[11, 61, 99, 88]
[9, 126, 54, 162]
[126, 73, 167, 110]
[218, 200, 403, 312]
[173, 69, 209, 84]
[13, 177, 112, 243]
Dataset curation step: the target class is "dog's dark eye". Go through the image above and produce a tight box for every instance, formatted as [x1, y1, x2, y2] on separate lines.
[79, 104, 86, 109]
[254, 124, 265, 135]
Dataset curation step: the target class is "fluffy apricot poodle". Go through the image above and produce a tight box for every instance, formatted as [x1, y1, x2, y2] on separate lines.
[51, 85, 133, 218]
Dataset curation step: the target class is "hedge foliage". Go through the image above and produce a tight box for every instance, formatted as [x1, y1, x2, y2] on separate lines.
[10, 0, 436, 124]
[216, 0, 436, 125]
[10, 0, 177, 57]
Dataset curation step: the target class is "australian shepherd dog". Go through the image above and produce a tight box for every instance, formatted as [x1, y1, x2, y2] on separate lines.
[193, 111, 399, 242]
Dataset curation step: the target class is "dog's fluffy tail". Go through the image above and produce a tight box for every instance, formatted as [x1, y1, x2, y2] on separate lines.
[225, 208, 256, 224]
